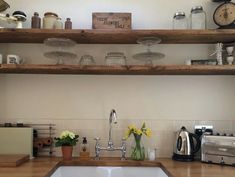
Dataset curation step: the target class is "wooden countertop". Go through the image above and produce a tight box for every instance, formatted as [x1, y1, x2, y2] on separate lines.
[0, 157, 234, 177]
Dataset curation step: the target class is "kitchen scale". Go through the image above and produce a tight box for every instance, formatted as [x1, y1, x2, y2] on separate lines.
[212, 0, 235, 29]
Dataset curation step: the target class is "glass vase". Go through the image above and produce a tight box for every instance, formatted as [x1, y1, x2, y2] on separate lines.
[131, 134, 145, 161]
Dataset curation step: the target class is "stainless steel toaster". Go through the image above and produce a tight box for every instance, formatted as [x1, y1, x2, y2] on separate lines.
[201, 135, 235, 166]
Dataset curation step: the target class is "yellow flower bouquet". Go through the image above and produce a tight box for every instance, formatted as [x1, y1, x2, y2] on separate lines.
[125, 122, 152, 160]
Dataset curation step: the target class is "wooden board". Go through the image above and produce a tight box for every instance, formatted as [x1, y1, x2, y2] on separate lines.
[0, 29, 235, 44]
[0, 154, 29, 167]
[92, 13, 131, 29]
[1, 64, 235, 75]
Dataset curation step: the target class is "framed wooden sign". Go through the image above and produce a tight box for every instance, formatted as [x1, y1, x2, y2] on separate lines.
[92, 12, 132, 29]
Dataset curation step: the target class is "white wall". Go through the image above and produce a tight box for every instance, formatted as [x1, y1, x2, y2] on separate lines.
[0, 0, 235, 158]
[3, 0, 219, 29]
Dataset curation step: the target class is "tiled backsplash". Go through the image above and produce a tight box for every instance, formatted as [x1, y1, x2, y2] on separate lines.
[2, 118, 235, 158]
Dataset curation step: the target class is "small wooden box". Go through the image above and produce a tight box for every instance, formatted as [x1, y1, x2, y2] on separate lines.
[92, 12, 132, 29]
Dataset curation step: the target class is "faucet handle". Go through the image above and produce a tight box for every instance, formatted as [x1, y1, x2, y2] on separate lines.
[94, 137, 101, 142]
[121, 138, 127, 160]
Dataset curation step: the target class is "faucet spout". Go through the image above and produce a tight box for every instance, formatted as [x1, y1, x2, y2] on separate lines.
[108, 109, 117, 147]
[109, 109, 117, 124]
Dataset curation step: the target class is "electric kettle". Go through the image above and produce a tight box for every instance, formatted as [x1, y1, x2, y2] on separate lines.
[172, 126, 200, 161]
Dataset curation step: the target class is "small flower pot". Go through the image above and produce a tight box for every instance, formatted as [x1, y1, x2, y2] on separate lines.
[61, 146, 73, 161]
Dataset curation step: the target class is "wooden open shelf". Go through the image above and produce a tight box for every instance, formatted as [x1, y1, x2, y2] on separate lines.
[0, 29, 235, 44]
[1, 64, 235, 75]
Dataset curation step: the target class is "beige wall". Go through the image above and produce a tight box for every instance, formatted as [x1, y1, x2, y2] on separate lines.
[0, 0, 235, 158]
[1, 74, 235, 157]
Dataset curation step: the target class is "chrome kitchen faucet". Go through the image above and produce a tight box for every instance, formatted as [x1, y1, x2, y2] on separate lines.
[94, 109, 126, 160]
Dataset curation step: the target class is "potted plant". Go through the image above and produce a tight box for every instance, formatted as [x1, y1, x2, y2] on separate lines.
[55, 130, 79, 161]
[125, 122, 152, 161]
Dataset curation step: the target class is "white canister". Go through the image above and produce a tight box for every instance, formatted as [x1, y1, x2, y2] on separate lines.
[43, 12, 58, 29]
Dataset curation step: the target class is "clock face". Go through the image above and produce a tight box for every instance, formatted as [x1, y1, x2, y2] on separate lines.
[213, 2, 235, 26]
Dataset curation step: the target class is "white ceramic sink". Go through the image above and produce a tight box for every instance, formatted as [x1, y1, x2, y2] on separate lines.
[50, 166, 169, 177]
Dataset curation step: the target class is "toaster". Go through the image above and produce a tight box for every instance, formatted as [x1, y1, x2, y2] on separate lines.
[201, 135, 235, 166]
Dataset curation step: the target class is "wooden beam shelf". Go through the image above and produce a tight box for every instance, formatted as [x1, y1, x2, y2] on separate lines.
[1, 64, 235, 75]
[0, 29, 235, 44]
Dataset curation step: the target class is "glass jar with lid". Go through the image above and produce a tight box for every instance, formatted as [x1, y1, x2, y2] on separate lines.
[43, 12, 58, 29]
[54, 17, 63, 29]
[173, 12, 188, 29]
[105, 52, 127, 66]
[190, 6, 206, 29]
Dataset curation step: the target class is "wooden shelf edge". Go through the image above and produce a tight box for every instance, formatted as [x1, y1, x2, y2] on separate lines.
[0, 29, 235, 44]
[1, 64, 235, 75]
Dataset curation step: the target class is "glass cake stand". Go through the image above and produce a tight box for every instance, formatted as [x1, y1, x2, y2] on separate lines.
[133, 37, 165, 65]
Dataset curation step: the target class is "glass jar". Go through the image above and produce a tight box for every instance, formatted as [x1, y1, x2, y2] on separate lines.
[190, 6, 206, 29]
[173, 12, 187, 29]
[54, 18, 63, 29]
[105, 52, 127, 66]
[43, 12, 58, 29]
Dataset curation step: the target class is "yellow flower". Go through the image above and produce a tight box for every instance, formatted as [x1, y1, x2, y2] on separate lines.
[124, 129, 131, 139]
[128, 124, 136, 131]
[145, 128, 152, 137]
[124, 122, 152, 139]
[136, 129, 142, 135]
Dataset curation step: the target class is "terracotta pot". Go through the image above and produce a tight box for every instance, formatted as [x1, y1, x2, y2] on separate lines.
[61, 146, 73, 161]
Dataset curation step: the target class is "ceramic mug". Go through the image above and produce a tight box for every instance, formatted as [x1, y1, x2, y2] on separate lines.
[7, 54, 23, 64]
[227, 56, 234, 65]
[226, 46, 234, 55]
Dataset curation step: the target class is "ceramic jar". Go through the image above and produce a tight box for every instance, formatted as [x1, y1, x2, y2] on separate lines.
[65, 18, 72, 29]
[43, 12, 58, 29]
[31, 12, 41, 29]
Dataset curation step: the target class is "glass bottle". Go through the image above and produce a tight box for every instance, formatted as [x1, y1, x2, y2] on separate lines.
[190, 6, 206, 29]
[173, 12, 187, 29]
[65, 18, 72, 29]
[80, 137, 90, 159]
[31, 12, 41, 29]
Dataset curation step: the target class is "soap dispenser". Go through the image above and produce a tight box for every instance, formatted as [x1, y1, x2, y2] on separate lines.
[80, 137, 90, 160]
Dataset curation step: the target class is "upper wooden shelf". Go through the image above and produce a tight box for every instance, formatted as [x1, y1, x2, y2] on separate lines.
[1, 64, 235, 75]
[0, 28, 235, 44]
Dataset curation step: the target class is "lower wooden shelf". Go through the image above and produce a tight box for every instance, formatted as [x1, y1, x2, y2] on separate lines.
[1, 64, 235, 75]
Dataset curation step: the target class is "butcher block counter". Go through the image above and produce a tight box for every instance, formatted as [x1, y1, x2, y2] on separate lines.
[0, 157, 234, 177]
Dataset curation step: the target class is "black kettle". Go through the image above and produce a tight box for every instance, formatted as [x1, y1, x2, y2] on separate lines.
[172, 126, 200, 161]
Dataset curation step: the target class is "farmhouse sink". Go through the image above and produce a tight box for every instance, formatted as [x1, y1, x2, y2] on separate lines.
[50, 166, 169, 177]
